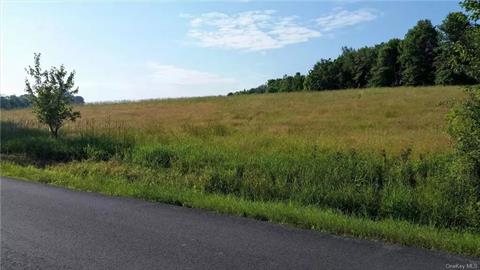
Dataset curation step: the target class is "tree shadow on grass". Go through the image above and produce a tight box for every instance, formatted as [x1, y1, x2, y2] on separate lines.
[0, 121, 133, 166]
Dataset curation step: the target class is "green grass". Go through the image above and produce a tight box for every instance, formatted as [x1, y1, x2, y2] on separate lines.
[2, 124, 478, 233]
[1, 86, 479, 258]
[1, 161, 479, 258]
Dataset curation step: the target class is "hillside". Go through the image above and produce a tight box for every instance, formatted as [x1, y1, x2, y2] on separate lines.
[1, 86, 464, 155]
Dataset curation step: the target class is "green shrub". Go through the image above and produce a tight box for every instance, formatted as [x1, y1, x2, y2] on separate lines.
[448, 85, 480, 179]
[380, 181, 419, 221]
[131, 145, 176, 168]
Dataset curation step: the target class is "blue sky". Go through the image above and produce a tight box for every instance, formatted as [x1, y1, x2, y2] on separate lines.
[1, 1, 462, 102]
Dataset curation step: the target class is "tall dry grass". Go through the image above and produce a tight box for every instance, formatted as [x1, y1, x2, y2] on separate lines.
[1, 86, 463, 155]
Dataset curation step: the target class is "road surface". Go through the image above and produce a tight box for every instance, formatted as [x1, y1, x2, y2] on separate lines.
[1, 177, 478, 269]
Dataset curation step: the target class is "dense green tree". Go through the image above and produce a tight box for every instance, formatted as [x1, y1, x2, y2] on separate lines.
[304, 59, 340, 91]
[458, 0, 480, 80]
[462, 0, 480, 21]
[72, 95, 85, 104]
[0, 95, 30, 110]
[230, 3, 478, 96]
[280, 75, 294, 92]
[25, 53, 81, 137]
[228, 84, 267, 95]
[292, 72, 305, 91]
[0, 94, 84, 110]
[335, 47, 356, 89]
[333, 46, 378, 89]
[400, 20, 438, 86]
[266, 78, 282, 93]
[370, 39, 402, 87]
[352, 46, 379, 88]
[435, 12, 476, 85]
[439, 12, 471, 43]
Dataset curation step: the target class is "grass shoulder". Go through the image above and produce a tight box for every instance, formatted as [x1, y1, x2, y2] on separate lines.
[2, 160, 479, 258]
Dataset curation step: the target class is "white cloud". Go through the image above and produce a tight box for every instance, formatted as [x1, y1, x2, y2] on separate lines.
[316, 8, 378, 31]
[183, 8, 378, 51]
[147, 62, 236, 85]
[185, 10, 321, 51]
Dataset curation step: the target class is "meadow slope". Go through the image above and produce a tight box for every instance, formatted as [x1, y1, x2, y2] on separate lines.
[2, 86, 479, 257]
[2, 86, 464, 154]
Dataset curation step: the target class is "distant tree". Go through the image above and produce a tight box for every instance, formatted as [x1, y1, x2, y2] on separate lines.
[304, 59, 340, 91]
[439, 12, 471, 43]
[435, 12, 476, 85]
[229, 2, 478, 96]
[0, 96, 10, 109]
[72, 95, 85, 104]
[370, 39, 402, 87]
[25, 53, 81, 137]
[400, 20, 439, 86]
[0, 94, 30, 110]
[252, 84, 267, 94]
[280, 75, 294, 92]
[335, 47, 356, 89]
[19, 94, 32, 106]
[228, 84, 267, 95]
[267, 78, 282, 93]
[332, 46, 378, 89]
[292, 72, 305, 91]
[352, 46, 379, 88]
[0, 94, 84, 110]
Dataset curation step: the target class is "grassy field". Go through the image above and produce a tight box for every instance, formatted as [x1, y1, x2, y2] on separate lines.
[2, 85, 479, 257]
[2, 86, 463, 154]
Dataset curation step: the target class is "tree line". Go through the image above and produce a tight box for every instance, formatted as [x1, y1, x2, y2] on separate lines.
[0, 94, 84, 110]
[229, 9, 479, 96]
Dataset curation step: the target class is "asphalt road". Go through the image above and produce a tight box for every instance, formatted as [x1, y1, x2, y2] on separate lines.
[1, 177, 478, 270]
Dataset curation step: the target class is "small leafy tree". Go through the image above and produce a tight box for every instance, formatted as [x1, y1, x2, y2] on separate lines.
[448, 0, 480, 181]
[25, 53, 81, 137]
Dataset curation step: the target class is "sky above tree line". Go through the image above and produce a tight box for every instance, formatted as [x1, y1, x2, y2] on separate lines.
[1, 1, 462, 102]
